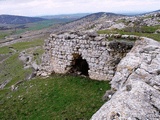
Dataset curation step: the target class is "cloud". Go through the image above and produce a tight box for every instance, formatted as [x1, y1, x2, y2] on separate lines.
[0, 0, 160, 16]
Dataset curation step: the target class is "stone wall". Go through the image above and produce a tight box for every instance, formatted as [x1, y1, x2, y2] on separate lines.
[38, 31, 138, 80]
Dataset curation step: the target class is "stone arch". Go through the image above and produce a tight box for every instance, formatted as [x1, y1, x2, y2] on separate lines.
[70, 53, 89, 76]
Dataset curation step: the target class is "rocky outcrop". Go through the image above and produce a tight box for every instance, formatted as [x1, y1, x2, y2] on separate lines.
[109, 23, 126, 30]
[91, 38, 160, 120]
[37, 32, 138, 80]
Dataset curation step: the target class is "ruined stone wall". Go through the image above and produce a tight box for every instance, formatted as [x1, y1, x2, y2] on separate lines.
[38, 32, 138, 80]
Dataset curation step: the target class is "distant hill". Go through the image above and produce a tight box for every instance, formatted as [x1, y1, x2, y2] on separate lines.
[132, 9, 160, 16]
[117, 9, 160, 16]
[150, 9, 160, 13]
[79, 12, 124, 20]
[40, 13, 91, 19]
[0, 15, 46, 24]
[50, 12, 125, 33]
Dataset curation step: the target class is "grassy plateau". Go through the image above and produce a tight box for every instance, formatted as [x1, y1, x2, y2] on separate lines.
[0, 75, 110, 120]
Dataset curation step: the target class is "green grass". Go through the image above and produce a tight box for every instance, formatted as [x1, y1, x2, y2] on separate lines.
[27, 19, 69, 30]
[15, 19, 73, 34]
[0, 53, 33, 88]
[0, 38, 44, 54]
[32, 48, 45, 65]
[140, 25, 160, 33]
[98, 25, 160, 41]
[0, 32, 10, 40]
[0, 46, 12, 54]
[1, 19, 61, 36]
[122, 32, 160, 41]
[0, 54, 10, 62]
[10, 39, 44, 51]
[0, 75, 110, 120]
[97, 29, 117, 34]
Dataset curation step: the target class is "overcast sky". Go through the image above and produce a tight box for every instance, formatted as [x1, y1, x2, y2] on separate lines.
[0, 0, 160, 16]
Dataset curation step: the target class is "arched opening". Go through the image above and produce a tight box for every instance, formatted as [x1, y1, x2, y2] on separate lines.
[70, 53, 89, 76]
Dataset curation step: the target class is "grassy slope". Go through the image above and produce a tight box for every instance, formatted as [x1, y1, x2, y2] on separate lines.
[15, 19, 73, 34]
[0, 53, 32, 87]
[0, 32, 10, 40]
[10, 39, 44, 51]
[0, 75, 110, 120]
[0, 46, 12, 54]
[0, 18, 74, 39]
[0, 39, 44, 87]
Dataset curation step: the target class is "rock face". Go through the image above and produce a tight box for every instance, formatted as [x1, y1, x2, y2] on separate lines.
[91, 38, 160, 119]
[38, 32, 137, 80]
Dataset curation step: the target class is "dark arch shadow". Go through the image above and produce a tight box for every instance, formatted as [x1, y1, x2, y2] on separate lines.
[70, 53, 89, 76]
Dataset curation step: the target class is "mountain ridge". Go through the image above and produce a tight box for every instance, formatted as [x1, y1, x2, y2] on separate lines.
[49, 12, 126, 33]
[0, 14, 46, 24]
[1, 9, 160, 25]
[39, 13, 91, 19]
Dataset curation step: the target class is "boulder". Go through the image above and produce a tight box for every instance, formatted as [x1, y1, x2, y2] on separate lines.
[109, 23, 126, 30]
[50, 34, 57, 38]
[87, 32, 98, 37]
[94, 36, 104, 41]
[155, 29, 160, 34]
[91, 38, 160, 120]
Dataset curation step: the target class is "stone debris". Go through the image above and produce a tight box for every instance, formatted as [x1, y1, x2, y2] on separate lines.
[19, 47, 41, 71]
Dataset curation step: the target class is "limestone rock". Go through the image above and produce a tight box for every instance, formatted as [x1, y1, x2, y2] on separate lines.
[91, 38, 160, 120]
[32, 62, 39, 71]
[87, 32, 98, 37]
[50, 34, 57, 38]
[155, 29, 160, 34]
[109, 23, 126, 30]
[0, 79, 11, 89]
[111, 37, 160, 90]
[102, 89, 116, 101]
[94, 36, 104, 41]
